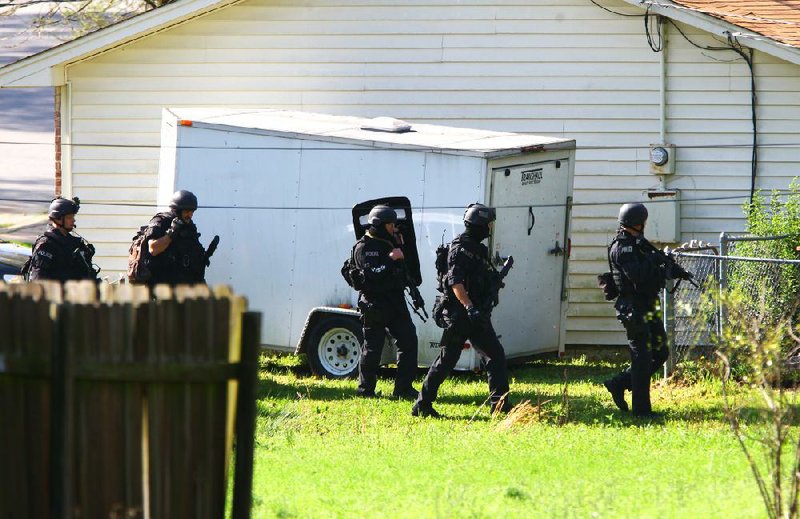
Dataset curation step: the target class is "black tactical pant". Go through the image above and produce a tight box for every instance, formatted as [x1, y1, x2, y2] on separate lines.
[357, 297, 418, 396]
[417, 315, 509, 407]
[607, 304, 668, 415]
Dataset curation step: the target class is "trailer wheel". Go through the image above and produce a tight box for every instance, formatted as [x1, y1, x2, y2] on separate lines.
[307, 316, 362, 379]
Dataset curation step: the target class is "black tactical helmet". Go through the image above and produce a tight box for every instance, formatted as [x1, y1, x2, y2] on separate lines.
[169, 190, 198, 211]
[618, 203, 648, 228]
[48, 196, 80, 219]
[463, 203, 496, 227]
[368, 205, 397, 226]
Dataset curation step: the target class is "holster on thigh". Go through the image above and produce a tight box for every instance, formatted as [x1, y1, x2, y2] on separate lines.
[358, 299, 384, 324]
[620, 313, 649, 343]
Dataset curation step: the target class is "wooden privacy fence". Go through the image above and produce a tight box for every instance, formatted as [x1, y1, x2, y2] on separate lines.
[0, 281, 261, 519]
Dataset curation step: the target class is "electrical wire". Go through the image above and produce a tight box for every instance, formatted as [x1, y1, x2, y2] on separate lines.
[0, 0, 84, 6]
[723, 37, 758, 205]
[590, 0, 763, 205]
[0, 191, 794, 211]
[667, 19, 731, 51]
[664, 20, 759, 203]
[645, 6, 665, 52]
[0, 0, 780, 207]
[588, 0, 644, 17]
[0, 140, 797, 150]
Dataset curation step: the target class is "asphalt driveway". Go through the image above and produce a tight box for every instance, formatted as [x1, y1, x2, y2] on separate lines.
[0, 13, 70, 242]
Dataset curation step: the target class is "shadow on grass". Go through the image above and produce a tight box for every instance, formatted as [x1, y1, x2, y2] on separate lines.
[257, 354, 793, 427]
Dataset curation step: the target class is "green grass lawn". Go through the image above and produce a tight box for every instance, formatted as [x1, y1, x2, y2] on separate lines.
[251, 355, 766, 518]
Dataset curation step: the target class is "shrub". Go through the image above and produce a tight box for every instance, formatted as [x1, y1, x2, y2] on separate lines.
[713, 289, 800, 519]
[727, 180, 800, 332]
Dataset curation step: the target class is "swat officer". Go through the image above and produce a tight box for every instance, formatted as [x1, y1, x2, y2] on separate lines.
[353, 204, 419, 399]
[27, 196, 99, 282]
[144, 190, 213, 285]
[603, 202, 692, 417]
[412, 203, 511, 418]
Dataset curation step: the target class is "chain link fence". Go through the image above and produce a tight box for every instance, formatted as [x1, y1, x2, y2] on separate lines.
[664, 233, 800, 374]
[661, 246, 719, 374]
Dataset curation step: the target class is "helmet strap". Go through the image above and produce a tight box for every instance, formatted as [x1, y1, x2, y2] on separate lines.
[464, 223, 490, 241]
[621, 224, 643, 236]
[368, 224, 392, 241]
[50, 217, 69, 234]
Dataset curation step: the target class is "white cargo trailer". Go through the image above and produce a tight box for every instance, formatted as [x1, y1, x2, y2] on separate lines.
[157, 108, 575, 378]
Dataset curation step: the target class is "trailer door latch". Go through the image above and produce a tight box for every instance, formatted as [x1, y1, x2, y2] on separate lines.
[548, 241, 565, 256]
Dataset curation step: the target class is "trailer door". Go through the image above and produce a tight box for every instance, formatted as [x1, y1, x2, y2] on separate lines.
[489, 159, 571, 356]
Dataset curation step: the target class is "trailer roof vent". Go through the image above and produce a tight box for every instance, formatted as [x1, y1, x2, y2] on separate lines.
[360, 117, 413, 134]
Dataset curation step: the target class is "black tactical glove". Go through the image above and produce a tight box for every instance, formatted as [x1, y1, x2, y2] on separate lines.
[166, 218, 187, 239]
[670, 262, 693, 281]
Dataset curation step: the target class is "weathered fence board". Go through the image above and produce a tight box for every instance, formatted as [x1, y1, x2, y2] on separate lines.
[0, 281, 257, 519]
[0, 283, 56, 519]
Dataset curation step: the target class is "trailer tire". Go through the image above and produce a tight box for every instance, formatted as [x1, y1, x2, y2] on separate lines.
[306, 316, 362, 379]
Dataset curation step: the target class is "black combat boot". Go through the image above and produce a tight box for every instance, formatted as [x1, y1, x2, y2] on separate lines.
[411, 401, 441, 418]
[392, 386, 420, 400]
[603, 379, 629, 412]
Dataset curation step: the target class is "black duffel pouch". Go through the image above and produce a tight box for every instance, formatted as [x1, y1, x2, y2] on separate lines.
[597, 272, 619, 301]
[432, 295, 447, 329]
[597, 239, 619, 301]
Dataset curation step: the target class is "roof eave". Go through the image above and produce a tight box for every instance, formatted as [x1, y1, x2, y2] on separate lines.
[0, 0, 238, 88]
[621, 0, 800, 66]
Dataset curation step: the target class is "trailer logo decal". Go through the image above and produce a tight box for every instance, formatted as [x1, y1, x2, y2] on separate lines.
[521, 168, 543, 186]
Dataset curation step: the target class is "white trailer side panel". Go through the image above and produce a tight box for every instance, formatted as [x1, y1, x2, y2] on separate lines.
[415, 152, 486, 367]
[288, 144, 428, 344]
[159, 122, 305, 348]
[159, 118, 491, 366]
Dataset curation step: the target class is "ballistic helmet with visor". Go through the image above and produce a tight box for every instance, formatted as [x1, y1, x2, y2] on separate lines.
[368, 205, 397, 226]
[48, 197, 80, 220]
[169, 190, 198, 212]
[463, 203, 496, 228]
[618, 203, 648, 228]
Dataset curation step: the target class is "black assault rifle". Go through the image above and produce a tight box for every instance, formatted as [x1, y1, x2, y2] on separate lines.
[487, 255, 515, 309]
[406, 280, 429, 322]
[641, 238, 700, 290]
[390, 227, 429, 322]
[205, 235, 220, 266]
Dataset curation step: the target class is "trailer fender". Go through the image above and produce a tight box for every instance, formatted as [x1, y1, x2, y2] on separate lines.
[295, 306, 361, 354]
[298, 307, 363, 379]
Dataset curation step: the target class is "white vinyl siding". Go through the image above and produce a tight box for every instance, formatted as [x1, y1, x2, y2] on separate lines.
[64, 0, 800, 345]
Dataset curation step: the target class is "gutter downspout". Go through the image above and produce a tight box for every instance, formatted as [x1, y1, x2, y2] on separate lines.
[54, 86, 62, 196]
[658, 20, 668, 191]
[658, 20, 675, 378]
[61, 80, 73, 198]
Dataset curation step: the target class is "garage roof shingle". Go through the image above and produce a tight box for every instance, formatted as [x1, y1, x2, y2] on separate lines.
[670, 0, 800, 47]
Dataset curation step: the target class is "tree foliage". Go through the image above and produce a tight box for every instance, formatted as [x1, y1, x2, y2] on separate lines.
[1, 0, 176, 40]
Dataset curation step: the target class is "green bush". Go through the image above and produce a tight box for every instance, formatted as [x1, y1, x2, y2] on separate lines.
[727, 179, 800, 327]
